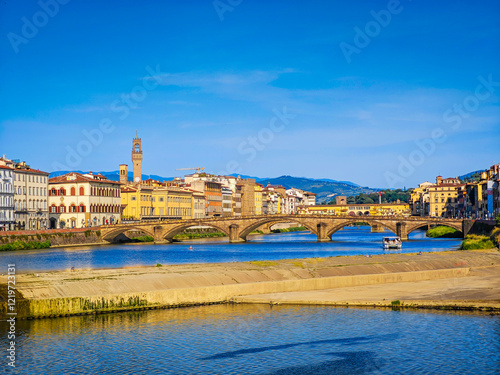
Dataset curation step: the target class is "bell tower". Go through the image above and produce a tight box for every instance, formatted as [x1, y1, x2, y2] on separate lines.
[119, 164, 128, 185]
[132, 132, 142, 184]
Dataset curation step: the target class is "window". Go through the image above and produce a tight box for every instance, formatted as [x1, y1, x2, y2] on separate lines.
[80, 187, 85, 195]
[80, 205, 86, 213]
[71, 187, 76, 195]
[60, 205, 66, 213]
[51, 205, 57, 213]
[131, 196, 136, 201]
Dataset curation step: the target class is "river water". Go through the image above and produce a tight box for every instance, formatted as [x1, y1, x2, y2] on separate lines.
[3, 227, 490, 374]
[0, 227, 462, 272]
[1, 304, 498, 374]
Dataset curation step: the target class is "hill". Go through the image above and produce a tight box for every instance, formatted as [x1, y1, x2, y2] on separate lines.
[258, 176, 379, 202]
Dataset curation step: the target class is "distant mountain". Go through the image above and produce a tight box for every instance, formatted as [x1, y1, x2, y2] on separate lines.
[257, 176, 379, 202]
[227, 173, 263, 181]
[458, 170, 483, 182]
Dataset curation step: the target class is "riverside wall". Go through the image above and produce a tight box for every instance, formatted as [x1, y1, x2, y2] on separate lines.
[3, 250, 499, 319]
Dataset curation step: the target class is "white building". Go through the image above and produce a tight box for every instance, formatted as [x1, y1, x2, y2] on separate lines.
[13, 165, 49, 230]
[222, 186, 233, 217]
[49, 172, 121, 229]
[0, 166, 14, 231]
[0, 157, 50, 230]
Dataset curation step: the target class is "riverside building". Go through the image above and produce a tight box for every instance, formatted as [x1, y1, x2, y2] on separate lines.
[48, 172, 121, 229]
[0, 165, 14, 231]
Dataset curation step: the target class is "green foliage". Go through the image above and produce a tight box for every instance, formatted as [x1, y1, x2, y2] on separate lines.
[461, 172, 481, 183]
[490, 228, 500, 249]
[460, 235, 495, 250]
[426, 226, 462, 238]
[334, 189, 411, 205]
[271, 226, 307, 233]
[0, 240, 51, 251]
[391, 300, 401, 306]
[173, 232, 225, 239]
[131, 235, 154, 242]
[496, 213, 500, 227]
[36, 234, 41, 240]
[156, 263, 162, 267]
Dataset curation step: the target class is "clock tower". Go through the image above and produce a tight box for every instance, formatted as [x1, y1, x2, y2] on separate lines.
[132, 132, 142, 184]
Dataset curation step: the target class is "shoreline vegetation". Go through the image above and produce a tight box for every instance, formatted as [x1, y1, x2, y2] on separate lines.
[426, 226, 462, 238]
[271, 226, 307, 233]
[460, 234, 496, 250]
[0, 240, 51, 251]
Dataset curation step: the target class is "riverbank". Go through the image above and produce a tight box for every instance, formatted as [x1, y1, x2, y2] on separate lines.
[2, 249, 499, 319]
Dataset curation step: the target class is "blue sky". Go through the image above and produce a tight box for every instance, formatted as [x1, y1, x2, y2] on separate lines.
[1, 0, 499, 188]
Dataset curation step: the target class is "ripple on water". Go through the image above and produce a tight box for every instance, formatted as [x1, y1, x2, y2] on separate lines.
[2, 305, 499, 374]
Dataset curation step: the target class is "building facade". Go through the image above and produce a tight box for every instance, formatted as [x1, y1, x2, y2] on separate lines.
[298, 203, 411, 216]
[49, 172, 121, 228]
[427, 176, 464, 218]
[13, 166, 49, 230]
[222, 186, 233, 217]
[0, 166, 14, 231]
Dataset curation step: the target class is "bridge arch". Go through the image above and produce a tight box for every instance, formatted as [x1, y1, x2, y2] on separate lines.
[101, 225, 156, 242]
[160, 222, 231, 242]
[405, 222, 463, 237]
[326, 218, 398, 239]
[238, 217, 318, 241]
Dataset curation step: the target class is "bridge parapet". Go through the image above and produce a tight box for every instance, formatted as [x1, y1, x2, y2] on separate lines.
[100, 215, 467, 243]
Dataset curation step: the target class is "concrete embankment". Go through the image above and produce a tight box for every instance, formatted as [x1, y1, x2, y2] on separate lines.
[1, 250, 499, 318]
[0, 228, 104, 248]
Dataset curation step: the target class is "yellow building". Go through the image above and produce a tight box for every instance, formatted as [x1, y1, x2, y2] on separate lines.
[156, 188, 193, 219]
[121, 186, 195, 220]
[254, 183, 263, 215]
[409, 181, 432, 216]
[298, 203, 410, 217]
[427, 176, 464, 218]
[121, 186, 153, 220]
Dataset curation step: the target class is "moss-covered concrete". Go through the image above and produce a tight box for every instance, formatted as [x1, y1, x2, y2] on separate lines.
[2, 250, 499, 318]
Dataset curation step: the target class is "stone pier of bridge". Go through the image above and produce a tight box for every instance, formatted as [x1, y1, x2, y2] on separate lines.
[370, 224, 385, 233]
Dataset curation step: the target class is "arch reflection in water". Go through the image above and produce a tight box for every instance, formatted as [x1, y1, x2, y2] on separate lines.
[2, 304, 499, 374]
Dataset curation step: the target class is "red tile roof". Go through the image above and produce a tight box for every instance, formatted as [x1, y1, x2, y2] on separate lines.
[49, 172, 121, 185]
[14, 168, 49, 175]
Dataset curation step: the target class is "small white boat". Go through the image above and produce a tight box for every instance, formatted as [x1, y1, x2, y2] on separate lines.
[383, 236, 402, 249]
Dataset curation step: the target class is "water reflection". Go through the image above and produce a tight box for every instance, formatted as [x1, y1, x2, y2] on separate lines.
[0, 227, 461, 272]
[1, 305, 498, 374]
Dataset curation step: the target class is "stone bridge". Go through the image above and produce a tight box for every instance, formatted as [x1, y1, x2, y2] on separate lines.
[101, 215, 472, 243]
